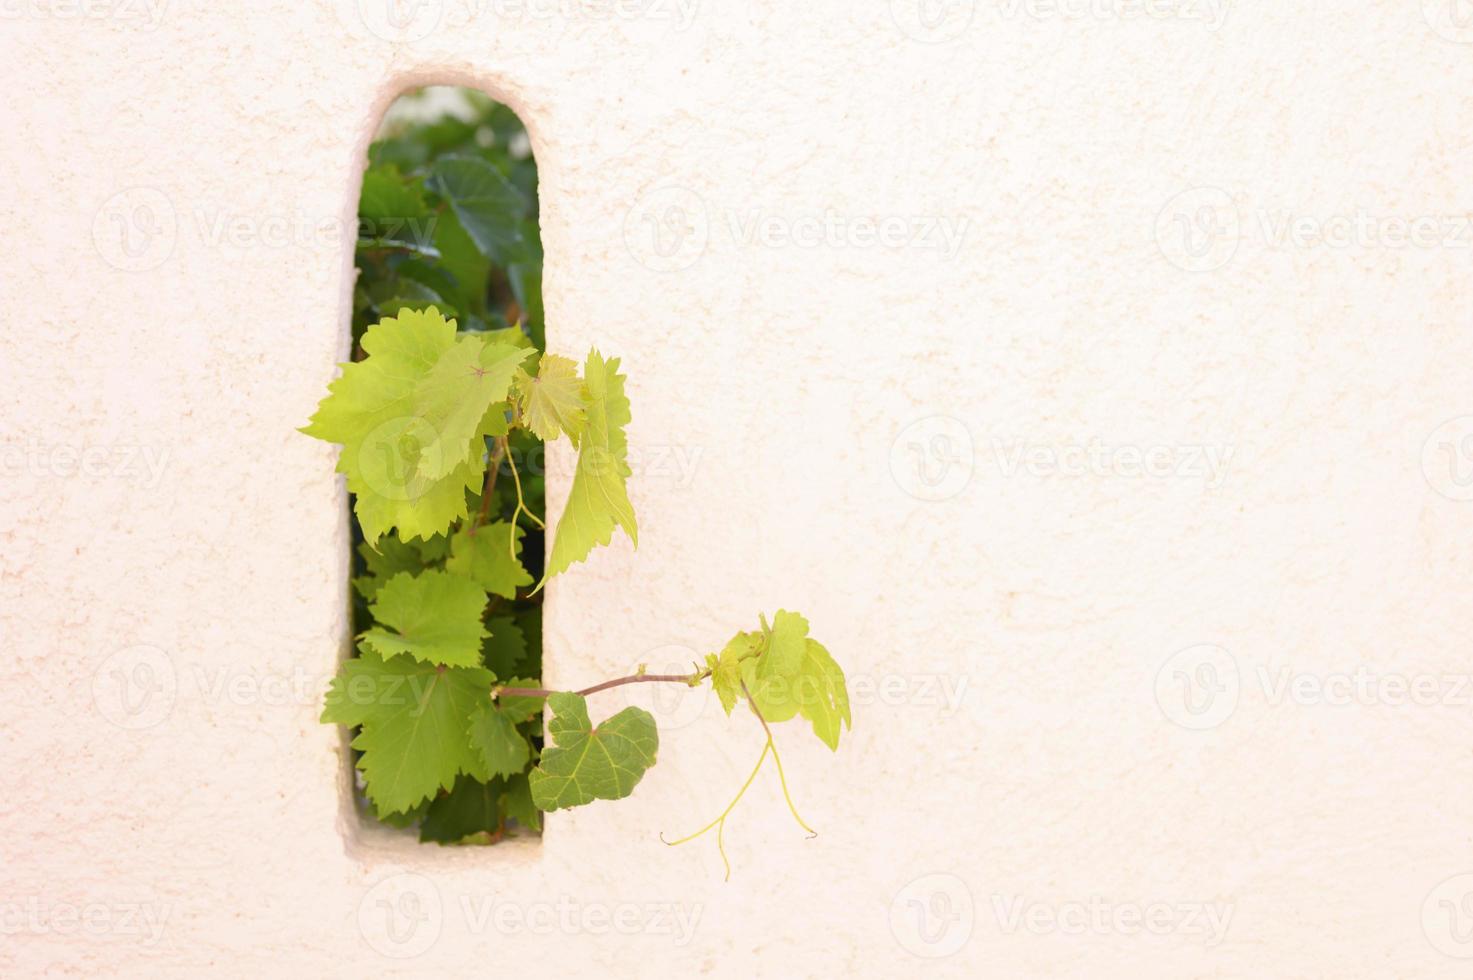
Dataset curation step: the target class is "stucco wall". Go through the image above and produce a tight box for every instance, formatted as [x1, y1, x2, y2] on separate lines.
[4, 2, 1473, 976]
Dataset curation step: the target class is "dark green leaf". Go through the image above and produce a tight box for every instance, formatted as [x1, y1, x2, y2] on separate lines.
[427, 155, 527, 264]
[420, 775, 501, 844]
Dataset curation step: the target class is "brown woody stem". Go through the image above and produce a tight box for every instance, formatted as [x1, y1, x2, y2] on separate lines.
[469, 437, 507, 533]
[495, 668, 710, 701]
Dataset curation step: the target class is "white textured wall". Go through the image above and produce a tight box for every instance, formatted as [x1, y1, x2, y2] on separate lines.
[4, 2, 1473, 976]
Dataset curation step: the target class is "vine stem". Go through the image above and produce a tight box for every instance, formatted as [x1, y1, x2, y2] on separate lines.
[744, 681, 817, 838]
[469, 436, 507, 534]
[505, 442, 545, 536]
[494, 668, 710, 701]
[661, 742, 770, 881]
[657, 681, 816, 879]
[491, 635, 819, 878]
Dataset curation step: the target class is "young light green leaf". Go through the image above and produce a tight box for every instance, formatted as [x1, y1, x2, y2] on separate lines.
[478, 401, 512, 439]
[765, 610, 809, 674]
[411, 335, 530, 480]
[321, 650, 494, 815]
[358, 570, 489, 669]
[445, 521, 532, 599]
[740, 611, 852, 750]
[481, 324, 533, 349]
[467, 703, 533, 778]
[516, 353, 587, 443]
[741, 610, 810, 724]
[708, 631, 762, 716]
[791, 638, 850, 751]
[705, 653, 732, 714]
[301, 306, 480, 544]
[545, 350, 638, 578]
[351, 457, 481, 545]
[528, 692, 659, 811]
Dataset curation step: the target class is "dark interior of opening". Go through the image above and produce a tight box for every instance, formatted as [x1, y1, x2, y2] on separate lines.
[345, 86, 545, 845]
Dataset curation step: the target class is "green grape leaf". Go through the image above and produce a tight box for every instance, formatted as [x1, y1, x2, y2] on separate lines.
[359, 164, 430, 223]
[431, 206, 490, 315]
[516, 606, 542, 660]
[467, 703, 532, 778]
[358, 570, 489, 669]
[528, 693, 659, 811]
[481, 324, 532, 349]
[707, 631, 762, 716]
[478, 400, 512, 438]
[502, 772, 542, 832]
[420, 775, 500, 844]
[411, 335, 530, 480]
[740, 611, 852, 750]
[507, 260, 543, 341]
[413, 533, 452, 564]
[353, 455, 482, 546]
[494, 677, 545, 724]
[357, 237, 441, 260]
[354, 538, 424, 601]
[379, 799, 431, 830]
[360, 537, 424, 578]
[516, 353, 587, 443]
[481, 617, 527, 678]
[426, 155, 526, 264]
[791, 638, 851, 751]
[764, 609, 809, 676]
[377, 282, 457, 319]
[358, 167, 437, 256]
[704, 654, 723, 707]
[301, 307, 479, 544]
[740, 610, 809, 723]
[545, 350, 638, 578]
[321, 650, 494, 815]
[395, 259, 463, 311]
[445, 521, 532, 599]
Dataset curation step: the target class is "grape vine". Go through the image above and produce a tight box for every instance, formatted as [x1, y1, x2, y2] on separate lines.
[303, 90, 850, 871]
